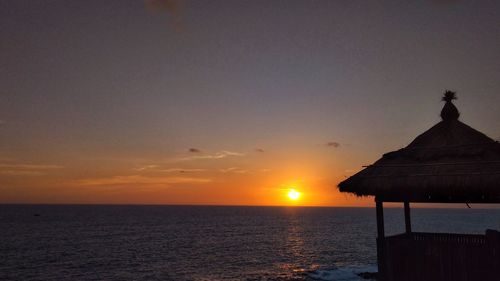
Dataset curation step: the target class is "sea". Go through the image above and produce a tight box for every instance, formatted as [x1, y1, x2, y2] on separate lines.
[1, 205, 499, 281]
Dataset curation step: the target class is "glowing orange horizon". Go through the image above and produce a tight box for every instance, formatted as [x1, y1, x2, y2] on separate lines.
[0, 147, 375, 206]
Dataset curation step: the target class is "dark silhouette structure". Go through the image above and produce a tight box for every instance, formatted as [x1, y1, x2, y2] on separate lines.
[338, 91, 500, 281]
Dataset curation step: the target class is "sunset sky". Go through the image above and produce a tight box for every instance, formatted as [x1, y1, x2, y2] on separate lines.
[1, 0, 499, 206]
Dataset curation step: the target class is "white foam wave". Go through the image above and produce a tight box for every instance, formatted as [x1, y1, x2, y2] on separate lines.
[306, 265, 378, 281]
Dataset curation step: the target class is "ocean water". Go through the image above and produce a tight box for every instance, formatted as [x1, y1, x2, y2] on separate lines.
[1, 205, 499, 281]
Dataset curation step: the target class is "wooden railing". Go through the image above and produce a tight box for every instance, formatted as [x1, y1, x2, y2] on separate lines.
[387, 232, 487, 245]
[383, 230, 500, 281]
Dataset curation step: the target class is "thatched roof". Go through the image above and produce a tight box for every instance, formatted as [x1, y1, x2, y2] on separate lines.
[338, 91, 500, 203]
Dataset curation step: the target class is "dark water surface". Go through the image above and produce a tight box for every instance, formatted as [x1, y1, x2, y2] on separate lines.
[1, 205, 499, 280]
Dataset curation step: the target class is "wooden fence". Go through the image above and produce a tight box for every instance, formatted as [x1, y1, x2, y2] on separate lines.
[384, 230, 500, 281]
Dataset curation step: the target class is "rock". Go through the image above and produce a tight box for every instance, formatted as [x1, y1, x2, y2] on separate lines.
[357, 271, 378, 280]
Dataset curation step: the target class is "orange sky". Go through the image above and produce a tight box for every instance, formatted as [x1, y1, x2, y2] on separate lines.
[0, 141, 375, 206]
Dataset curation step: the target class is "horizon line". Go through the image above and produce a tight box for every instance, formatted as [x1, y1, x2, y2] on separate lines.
[0, 203, 495, 209]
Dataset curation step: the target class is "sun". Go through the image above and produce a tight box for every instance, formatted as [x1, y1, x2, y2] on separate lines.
[287, 189, 301, 201]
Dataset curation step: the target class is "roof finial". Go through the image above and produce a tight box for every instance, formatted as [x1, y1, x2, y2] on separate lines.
[440, 90, 459, 121]
[442, 90, 457, 102]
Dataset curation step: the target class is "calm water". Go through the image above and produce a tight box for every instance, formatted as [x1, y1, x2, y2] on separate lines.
[1, 205, 499, 281]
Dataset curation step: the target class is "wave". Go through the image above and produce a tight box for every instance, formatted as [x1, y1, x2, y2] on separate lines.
[306, 265, 378, 281]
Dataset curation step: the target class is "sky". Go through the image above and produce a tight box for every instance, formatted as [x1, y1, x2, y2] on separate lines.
[0, 0, 499, 206]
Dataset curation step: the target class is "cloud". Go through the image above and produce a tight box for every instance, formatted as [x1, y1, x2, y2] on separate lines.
[0, 170, 45, 176]
[255, 148, 265, 153]
[134, 165, 206, 173]
[218, 167, 270, 174]
[188, 148, 202, 153]
[219, 167, 248, 174]
[161, 168, 206, 173]
[326, 142, 341, 148]
[134, 165, 159, 171]
[0, 120, 5, 125]
[73, 174, 212, 187]
[0, 163, 63, 176]
[175, 150, 245, 161]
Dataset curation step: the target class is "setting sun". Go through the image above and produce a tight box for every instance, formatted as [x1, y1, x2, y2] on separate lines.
[287, 189, 301, 201]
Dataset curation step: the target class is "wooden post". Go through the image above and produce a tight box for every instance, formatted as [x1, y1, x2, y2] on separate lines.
[404, 201, 412, 234]
[376, 198, 386, 280]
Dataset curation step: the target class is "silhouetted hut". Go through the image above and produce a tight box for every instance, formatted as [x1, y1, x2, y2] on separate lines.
[338, 91, 500, 281]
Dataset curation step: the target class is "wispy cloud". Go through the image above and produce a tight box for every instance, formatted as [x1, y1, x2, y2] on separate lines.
[175, 150, 245, 162]
[0, 164, 63, 176]
[134, 164, 206, 173]
[0, 170, 45, 176]
[188, 148, 201, 153]
[219, 167, 248, 174]
[218, 167, 270, 174]
[74, 174, 212, 187]
[255, 148, 265, 153]
[161, 168, 206, 173]
[326, 142, 341, 148]
[134, 165, 159, 171]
